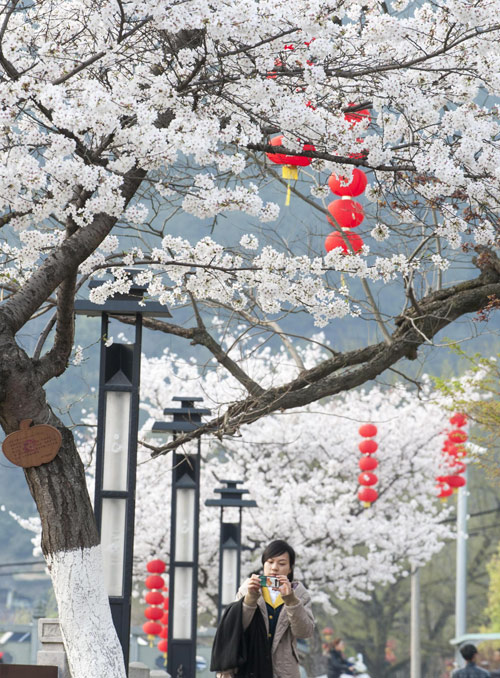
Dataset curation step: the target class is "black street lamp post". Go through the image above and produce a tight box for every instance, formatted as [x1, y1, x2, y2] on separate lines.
[152, 397, 211, 678]
[74, 278, 171, 669]
[205, 480, 257, 621]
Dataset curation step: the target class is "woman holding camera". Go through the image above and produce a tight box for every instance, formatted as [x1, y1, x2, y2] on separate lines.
[211, 539, 315, 678]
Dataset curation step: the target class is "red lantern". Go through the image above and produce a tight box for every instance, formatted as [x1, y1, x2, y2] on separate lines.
[147, 559, 166, 574]
[159, 626, 168, 639]
[158, 639, 168, 653]
[358, 439, 378, 455]
[266, 135, 315, 167]
[452, 462, 466, 474]
[145, 575, 164, 590]
[145, 591, 164, 605]
[359, 456, 378, 471]
[358, 471, 378, 486]
[327, 199, 364, 229]
[328, 169, 367, 197]
[163, 596, 169, 610]
[448, 430, 467, 443]
[436, 483, 453, 499]
[143, 621, 161, 637]
[325, 231, 363, 254]
[345, 105, 371, 125]
[266, 135, 315, 204]
[359, 423, 377, 438]
[449, 413, 467, 427]
[145, 607, 163, 621]
[441, 475, 466, 488]
[358, 487, 378, 504]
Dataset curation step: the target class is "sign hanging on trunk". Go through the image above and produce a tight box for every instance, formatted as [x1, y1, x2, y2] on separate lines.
[2, 419, 62, 467]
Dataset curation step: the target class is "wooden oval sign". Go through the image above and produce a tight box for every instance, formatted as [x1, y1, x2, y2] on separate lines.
[2, 419, 62, 468]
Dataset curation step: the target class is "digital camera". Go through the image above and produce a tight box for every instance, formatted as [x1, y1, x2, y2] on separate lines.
[259, 575, 281, 589]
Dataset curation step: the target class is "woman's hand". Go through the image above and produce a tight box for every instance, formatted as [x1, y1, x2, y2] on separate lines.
[276, 575, 292, 596]
[245, 574, 262, 605]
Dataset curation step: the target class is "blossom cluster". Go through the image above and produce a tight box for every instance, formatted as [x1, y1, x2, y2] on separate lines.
[0, 0, 499, 314]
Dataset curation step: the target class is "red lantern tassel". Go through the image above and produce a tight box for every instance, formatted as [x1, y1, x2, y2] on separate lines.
[282, 165, 298, 206]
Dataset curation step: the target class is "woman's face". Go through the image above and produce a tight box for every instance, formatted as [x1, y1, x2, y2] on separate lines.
[263, 551, 292, 577]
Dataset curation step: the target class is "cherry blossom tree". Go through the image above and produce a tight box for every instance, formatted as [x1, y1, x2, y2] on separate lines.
[133, 342, 455, 613]
[1, 1, 500, 676]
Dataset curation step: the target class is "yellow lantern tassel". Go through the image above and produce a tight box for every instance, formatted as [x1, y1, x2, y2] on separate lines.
[282, 165, 298, 206]
[362, 501, 371, 508]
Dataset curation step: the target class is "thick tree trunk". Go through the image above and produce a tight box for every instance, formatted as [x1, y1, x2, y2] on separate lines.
[0, 336, 126, 678]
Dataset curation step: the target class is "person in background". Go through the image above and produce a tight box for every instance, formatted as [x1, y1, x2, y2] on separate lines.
[327, 638, 356, 678]
[452, 644, 490, 678]
[489, 648, 500, 678]
[211, 539, 315, 678]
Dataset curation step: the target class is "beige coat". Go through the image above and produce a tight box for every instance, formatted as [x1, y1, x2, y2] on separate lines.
[230, 579, 315, 678]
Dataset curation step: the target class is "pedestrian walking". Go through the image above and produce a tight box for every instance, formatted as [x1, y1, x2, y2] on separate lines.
[211, 539, 315, 678]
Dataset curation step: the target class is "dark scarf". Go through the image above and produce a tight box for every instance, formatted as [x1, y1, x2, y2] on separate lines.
[210, 597, 273, 678]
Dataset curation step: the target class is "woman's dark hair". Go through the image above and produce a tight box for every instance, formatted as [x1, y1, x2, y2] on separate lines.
[261, 540, 296, 581]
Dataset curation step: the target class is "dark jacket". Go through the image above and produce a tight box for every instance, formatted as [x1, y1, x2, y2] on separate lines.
[210, 597, 273, 678]
[327, 649, 355, 678]
[452, 663, 491, 678]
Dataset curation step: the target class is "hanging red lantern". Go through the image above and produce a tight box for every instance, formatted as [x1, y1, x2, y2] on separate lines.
[359, 456, 378, 471]
[448, 429, 467, 443]
[163, 596, 169, 610]
[160, 611, 169, 626]
[328, 169, 368, 197]
[147, 559, 166, 574]
[159, 625, 168, 639]
[359, 423, 377, 438]
[327, 199, 364, 229]
[358, 471, 378, 486]
[451, 461, 466, 474]
[145, 574, 165, 590]
[266, 135, 315, 168]
[143, 620, 161, 647]
[145, 591, 164, 605]
[325, 231, 363, 254]
[359, 439, 378, 455]
[358, 487, 378, 505]
[145, 607, 163, 621]
[345, 104, 371, 125]
[449, 413, 467, 427]
[266, 135, 315, 205]
[158, 639, 168, 653]
[441, 475, 466, 488]
[436, 483, 453, 499]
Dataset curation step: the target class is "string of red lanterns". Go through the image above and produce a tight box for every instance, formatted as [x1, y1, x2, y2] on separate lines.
[436, 413, 468, 499]
[358, 423, 379, 507]
[157, 587, 169, 666]
[143, 559, 166, 647]
[324, 104, 371, 255]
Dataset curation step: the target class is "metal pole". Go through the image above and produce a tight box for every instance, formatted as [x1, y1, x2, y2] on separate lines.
[410, 565, 421, 678]
[455, 467, 468, 666]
